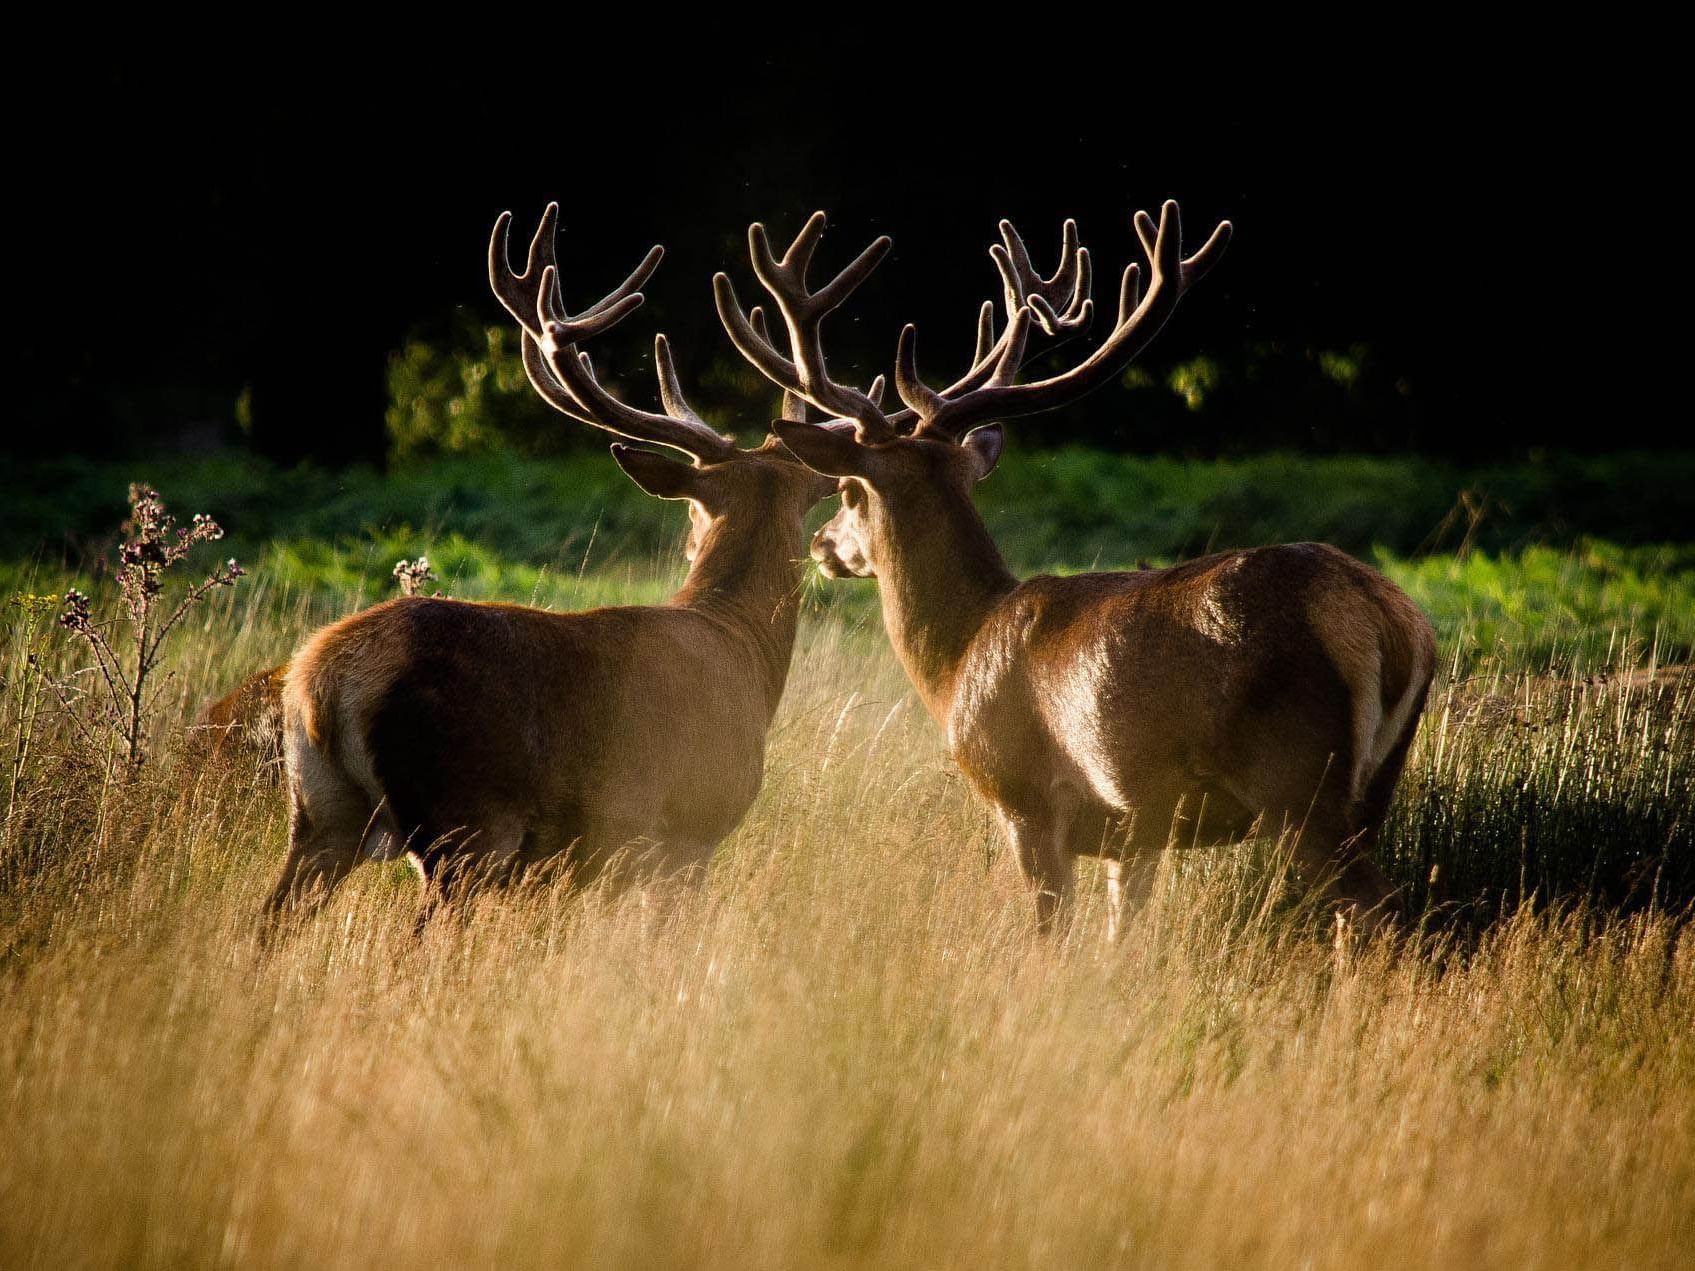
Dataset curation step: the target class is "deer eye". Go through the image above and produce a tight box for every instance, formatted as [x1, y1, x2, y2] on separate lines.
[839, 480, 865, 511]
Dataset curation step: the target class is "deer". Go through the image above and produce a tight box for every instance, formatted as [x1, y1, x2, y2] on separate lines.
[715, 200, 1437, 940]
[261, 203, 877, 932]
[194, 661, 287, 775]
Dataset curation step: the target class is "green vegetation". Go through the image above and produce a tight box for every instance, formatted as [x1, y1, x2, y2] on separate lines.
[384, 317, 569, 461]
[1386, 541, 1695, 669]
[8, 448, 1693, 568]
[6, 449, 1694, 672]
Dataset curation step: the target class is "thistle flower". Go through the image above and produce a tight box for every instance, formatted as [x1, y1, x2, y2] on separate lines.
[393, 556, 438, 597]
[58, 588, 92, 634]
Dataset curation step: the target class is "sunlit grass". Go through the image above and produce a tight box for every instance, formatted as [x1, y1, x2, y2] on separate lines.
[1, 540, 1692, 1266]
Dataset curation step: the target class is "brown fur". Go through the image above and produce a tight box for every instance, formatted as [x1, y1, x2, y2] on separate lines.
[792, 429, 1437, 938]
[192, 663, 288, 776]
[263, 443, 831, 932]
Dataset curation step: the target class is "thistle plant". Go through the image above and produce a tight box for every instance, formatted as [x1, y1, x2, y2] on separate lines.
[392, 556, 439, 597]
[57, 484, 245, 776]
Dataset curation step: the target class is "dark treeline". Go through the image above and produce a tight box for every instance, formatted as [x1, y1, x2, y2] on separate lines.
[14, 48, 1674, 465]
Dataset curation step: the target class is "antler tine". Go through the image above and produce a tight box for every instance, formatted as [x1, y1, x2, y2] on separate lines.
[772, 210, 828, 277]
[894, 300, 1036, 421]
[489, 204, 558, 338]
[879, 220, 1095, 434]
[584, 245, 664, 316]
[1117, 262, 1143, 327]
[991, 219, 1093, 338]
[1136, 207, 1231, 292]
[653, 334, 714, 429]
[539, 335, 736, 463]
[491, 207, 734, 462]
[750, 306, 809, 424]
[904, 200, 1231, 440]
[491, 204, 663, 343]
[714, 211, 897, 442]
[973, 301, 996, 367]
[895, 325, 945, 422]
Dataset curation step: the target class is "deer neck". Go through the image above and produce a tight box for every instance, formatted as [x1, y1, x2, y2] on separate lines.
[877, 491, 1017, 724]
[670, 509, 807, 712]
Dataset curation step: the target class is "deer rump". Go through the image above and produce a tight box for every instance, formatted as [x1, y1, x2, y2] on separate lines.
[951, 544, 1434, 853]
[286, 595, 768, 875]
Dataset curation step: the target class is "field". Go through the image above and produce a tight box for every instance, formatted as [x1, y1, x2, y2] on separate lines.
[2, 450, 1692, 1267]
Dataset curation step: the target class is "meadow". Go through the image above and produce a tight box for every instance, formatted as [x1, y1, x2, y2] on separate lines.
[1, 449, 1691, 1267]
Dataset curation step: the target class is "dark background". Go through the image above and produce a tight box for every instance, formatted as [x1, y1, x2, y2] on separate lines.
[12, 42, 1675, 466]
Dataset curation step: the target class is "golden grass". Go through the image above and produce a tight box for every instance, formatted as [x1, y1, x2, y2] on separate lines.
[1, 588, 1692, 1268]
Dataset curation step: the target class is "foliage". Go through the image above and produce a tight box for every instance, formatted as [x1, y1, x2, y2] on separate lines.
[1383, 541, 1695, 670]
[7, 449, 1691, 574]
[977, 447, 1695, 568]
[5, 468, 1694, 677]
[384, 317, 565, 461]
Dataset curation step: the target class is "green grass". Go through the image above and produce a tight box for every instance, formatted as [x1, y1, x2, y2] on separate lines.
[8, 448, 1693, 568]
[8, 449, 1693, 673]
[1383, 541, 1695, 670]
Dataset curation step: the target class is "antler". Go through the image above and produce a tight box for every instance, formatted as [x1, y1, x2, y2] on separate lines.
[989, 218, 1094, 342]
[489, 204, 662, 346]
[717, 212, 1094, 441]
[895, 200, 1231, 439]
[748, 307, 807, 424]
[489, 205, 735, 462]
[713, 212, 898, 441]
[890, 218, 1097, 426]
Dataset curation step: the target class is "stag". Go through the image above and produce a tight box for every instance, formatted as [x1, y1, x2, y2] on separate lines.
[262, 205, 867, 931]
[717, 202, 1436, 938]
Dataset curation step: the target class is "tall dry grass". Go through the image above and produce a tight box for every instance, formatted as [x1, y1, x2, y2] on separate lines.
[1, 574, 1692, 1268]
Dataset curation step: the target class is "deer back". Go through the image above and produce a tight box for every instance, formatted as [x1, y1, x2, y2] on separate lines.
[948, 544, 1435, 816]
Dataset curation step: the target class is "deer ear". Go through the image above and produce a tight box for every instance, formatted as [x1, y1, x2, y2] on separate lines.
[961, 424, 1003, 480]
[772, 420, 872, 478]
[610, 445, 700, 500]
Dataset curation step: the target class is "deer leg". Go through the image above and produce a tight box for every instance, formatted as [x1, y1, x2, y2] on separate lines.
[1354, 702, 1425, 866]
[264, 725, 381, 941]
[412, 818, 528, 934]
[1278, 785, 1399, 937]
[1214, 726, 1400, 938]
[1231, 776, 1399, 938]
[261, 761, 374, 940]
[1002, 810, 1076, 935]
[1103, 849, 1159, 942]
[650, 839, 716, 889]
[410, 851, 443, 936]
[261, 822, 363, 941]
[1094, 792, 1196, 943]
[1319, 827, 1399, 939]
